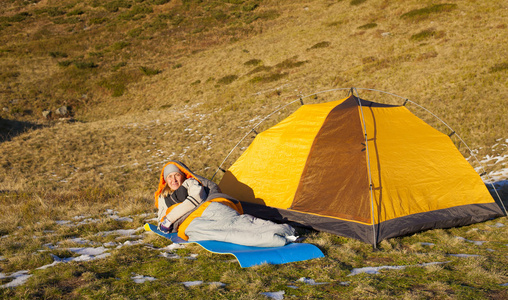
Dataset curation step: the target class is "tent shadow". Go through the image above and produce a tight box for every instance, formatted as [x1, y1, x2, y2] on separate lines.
[487, 180, 508, 214]
[220, 171, 315, 230]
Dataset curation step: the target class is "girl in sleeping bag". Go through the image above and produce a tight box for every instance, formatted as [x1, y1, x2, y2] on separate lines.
[154, 161, 297, 247]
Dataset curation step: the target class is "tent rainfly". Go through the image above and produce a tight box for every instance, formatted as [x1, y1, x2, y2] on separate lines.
[218, 94, 505, 245]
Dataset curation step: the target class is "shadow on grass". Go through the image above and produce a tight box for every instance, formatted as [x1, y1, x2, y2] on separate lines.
[0, 117, 42, 142]
[487, 180, 508, 215]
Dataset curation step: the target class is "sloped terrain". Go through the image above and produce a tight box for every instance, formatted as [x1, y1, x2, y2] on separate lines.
[0, 0, 507, 298]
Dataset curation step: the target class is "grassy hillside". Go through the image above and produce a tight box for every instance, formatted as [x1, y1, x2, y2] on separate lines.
[0, 0, 507, 298]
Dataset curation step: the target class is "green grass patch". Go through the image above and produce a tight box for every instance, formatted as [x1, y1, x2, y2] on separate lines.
[151, 0, 171, 4]
[358, 22, 377, 30]
[327, 20, 345, 27]
[401, 4, 458, 21]
[51, 17, 81, 25]
[98, 70, 141, 97]
[111, 41, 130, 51]
[0, 71, 20, 81]
[144, 16, 168, 31]
[489, 62, 508, 73]
[247, 65, 272, 75]
[88, 17, 109, 25]
[244, 58, 262, 66]
[242, 2, 259, 12]
[74, 61, 98, 69]
[35, 7, 66, 17]
[67, 9, 85, 16]
[250, 72, 288, 83]
[410, 28, 445, 41]
[119, 5, 154, 21]
[244, 9, 280, 24]
[350, 0, 367, 6]
[217, 74, 239, 85]
[1, 12, 31, 23]
[57, 60, 73, 67]
[159, 103, 173, 109]
[308, 41, 331, 50]
[127, 27, 143, 38]
[103, 0, 132, 12]
[275, 57, 308, 69]
[112, 62, 128, 71]
[139, 66, 162, 76]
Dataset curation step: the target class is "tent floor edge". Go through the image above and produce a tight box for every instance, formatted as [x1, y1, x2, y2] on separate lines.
[241, 201, 505, 246]
[240, 201, 377, 245]
[378, 202, 505, 241]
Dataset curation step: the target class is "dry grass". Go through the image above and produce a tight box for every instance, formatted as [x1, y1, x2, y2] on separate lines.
[0, 0, 505, 223]
[0, 0, 507, 297]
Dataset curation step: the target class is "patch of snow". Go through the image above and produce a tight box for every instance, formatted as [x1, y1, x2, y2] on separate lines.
[165, 244, 186, 251]
[55, 220, 72, 226]
[455, 236, 486, 246]
[420, 242, 435, 246]
[182, 280, 203, 287]
[97, 227, 143, 237]
[349, 265, 406, 276]
[104, 209, 119, 215]
[36, 247, 111, 270]
[75, 218, 101, 225]
[131, 274, 157, 284]
[42, 243, 58, 249]
[36, 260, 61, 270]
[116, 240, 144, 248]
[261, 290, 285, 300]
[186, 254, 198, 260]
[115, 235, 144, 241]
[447, 254, 481, 258]
[103, 242, 118, 247]
[0, 270, 32, 288]
[59, 237, 92, 245]
[68, 246, 108, 256]
[349, 261, 450, 276]
[297, 277, 328, 285]
[159, 252, 180, 259]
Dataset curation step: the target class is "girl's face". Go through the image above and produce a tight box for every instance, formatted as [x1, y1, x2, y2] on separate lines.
[166, 172, 185, 190]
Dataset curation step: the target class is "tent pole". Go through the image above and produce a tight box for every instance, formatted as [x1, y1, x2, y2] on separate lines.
[212, 88, 351, 180]
[351, 87, 378, 249]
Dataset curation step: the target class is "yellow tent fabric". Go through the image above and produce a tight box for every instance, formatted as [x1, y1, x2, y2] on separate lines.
[219, 95, 504, 245]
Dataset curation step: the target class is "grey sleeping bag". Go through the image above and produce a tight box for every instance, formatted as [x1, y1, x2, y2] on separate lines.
[185, 202, 296, 247]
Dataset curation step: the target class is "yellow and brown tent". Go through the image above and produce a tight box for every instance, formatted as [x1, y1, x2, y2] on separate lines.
[219, 94, 504, 245]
